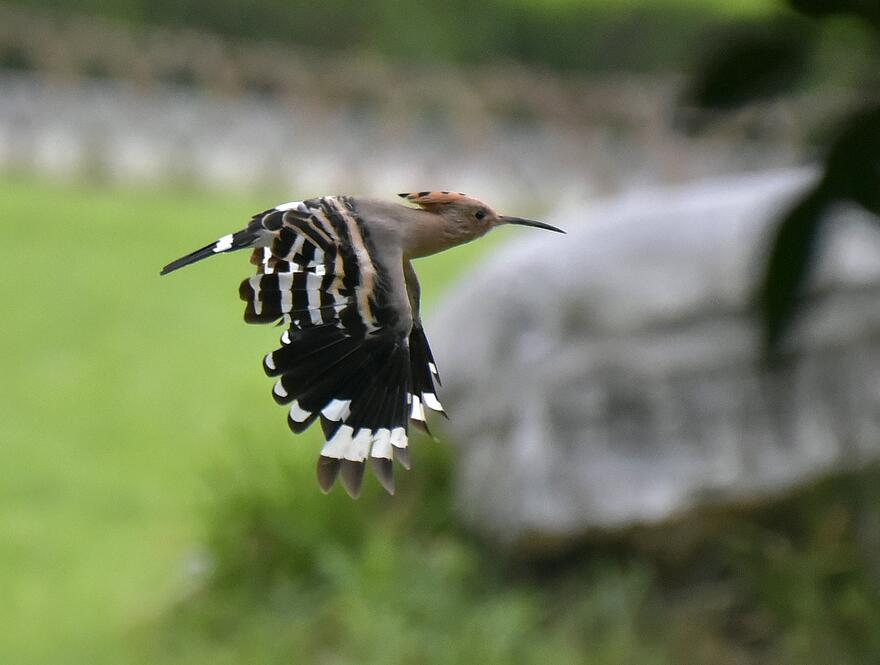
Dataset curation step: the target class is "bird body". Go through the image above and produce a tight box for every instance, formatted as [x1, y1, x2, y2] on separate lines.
[162, 191, 563, 497]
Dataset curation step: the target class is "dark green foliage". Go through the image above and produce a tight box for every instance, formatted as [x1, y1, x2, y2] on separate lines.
[713, 470, 880, 663]
[822, 105, 880, 216]
[0, 44, 34, 70]
[682, 19, 816, 112]
[788, 0, 880, 28]
[755, 105, 880, 356]
[756, 185, 828, 355]
[151, 435, 880, 664]
[203, 429, 459, 591]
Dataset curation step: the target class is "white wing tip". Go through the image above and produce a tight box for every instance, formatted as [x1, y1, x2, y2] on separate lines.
[345, 428, 373, 462]
[275, 200, 307, 212]
[289, 401, 311, 423]
[390, 427, 408, 449]
[322, 424, 354, 458]
[213, 233, 234, 253]
[321, 399, 352, 421]
[423, 392, 444, 412]
[370, 428, 393, 459]
[410, 395, 426, 421]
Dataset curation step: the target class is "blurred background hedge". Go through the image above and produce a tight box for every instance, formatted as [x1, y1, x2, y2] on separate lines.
[0, 0, 775, 72]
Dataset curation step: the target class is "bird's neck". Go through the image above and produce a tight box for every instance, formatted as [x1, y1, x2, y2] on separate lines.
[402, 209, 489, 259]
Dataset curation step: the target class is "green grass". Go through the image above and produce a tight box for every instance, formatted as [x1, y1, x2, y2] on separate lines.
[4, 174, 880, 665]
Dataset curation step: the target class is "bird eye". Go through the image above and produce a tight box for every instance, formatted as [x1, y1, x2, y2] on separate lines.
[474, 210, 486, 220]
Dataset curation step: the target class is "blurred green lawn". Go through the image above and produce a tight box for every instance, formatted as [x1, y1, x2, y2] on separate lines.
[4, 175, 880, 665]
[0, 176, 270, 664]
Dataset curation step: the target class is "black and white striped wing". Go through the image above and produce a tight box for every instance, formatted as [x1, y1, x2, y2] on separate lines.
[237, 197, 441, 497]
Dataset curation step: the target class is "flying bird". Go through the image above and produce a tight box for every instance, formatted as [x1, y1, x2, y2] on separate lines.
[161, 191, 564, 497]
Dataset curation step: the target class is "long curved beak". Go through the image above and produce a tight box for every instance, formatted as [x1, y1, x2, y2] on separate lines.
[501, 216, 566, 233]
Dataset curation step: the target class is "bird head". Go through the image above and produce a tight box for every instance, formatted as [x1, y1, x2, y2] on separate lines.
[398, 191, 565, 234]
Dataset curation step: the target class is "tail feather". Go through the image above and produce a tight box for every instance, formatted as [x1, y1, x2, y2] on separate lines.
[315, 342, 400, 442]
[370, 457, 395, 494]
[358, 358, 408, 495]
[306, 355, 383, 440]
[316, 456, 342, 493]
[340, 460, 367, 498]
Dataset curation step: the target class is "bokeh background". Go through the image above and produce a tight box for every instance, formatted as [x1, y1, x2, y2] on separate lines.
[3, 1, 880, 664]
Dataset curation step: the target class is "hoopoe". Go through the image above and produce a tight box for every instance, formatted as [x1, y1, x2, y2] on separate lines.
[161, 191, 564, 498]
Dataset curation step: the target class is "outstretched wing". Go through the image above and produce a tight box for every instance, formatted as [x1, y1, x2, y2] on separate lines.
[237, 197, 442, 497]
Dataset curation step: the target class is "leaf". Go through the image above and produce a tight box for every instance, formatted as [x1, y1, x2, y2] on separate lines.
[788, 0, 880, 30]
[822, 105, 880, 217]
[759, 106, 880, 358]
[681, 19, 816, 119]
[756, 185, 831, 357]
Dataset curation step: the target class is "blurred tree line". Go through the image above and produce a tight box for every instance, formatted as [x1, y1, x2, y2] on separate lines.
[3, 0, 766, 71]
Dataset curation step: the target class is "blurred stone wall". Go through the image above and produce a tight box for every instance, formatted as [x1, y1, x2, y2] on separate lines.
[0, 4, 813, 204]
[429, 169, 880, 550]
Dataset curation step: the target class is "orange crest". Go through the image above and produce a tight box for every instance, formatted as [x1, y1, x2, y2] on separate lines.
[398, 191, 471, 210]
